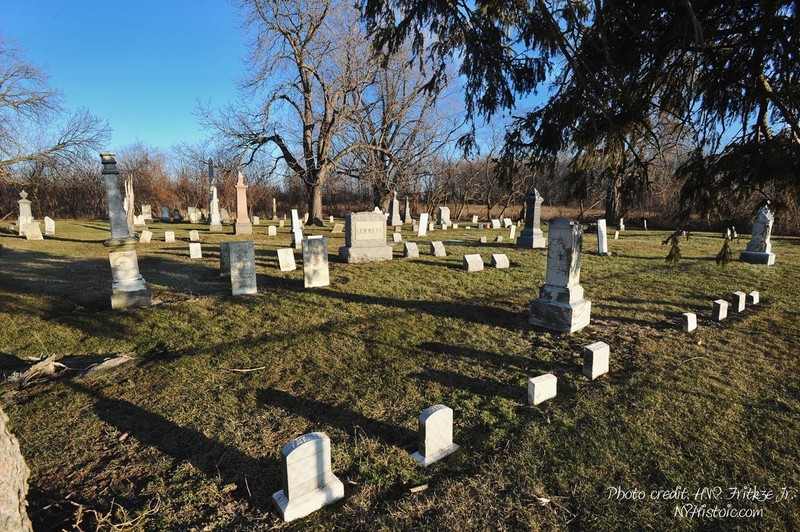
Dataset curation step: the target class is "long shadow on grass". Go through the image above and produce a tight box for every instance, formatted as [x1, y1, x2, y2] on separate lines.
[420, 341, 570, 374]
[67, 381, 279, 506]
[414, 369, 522, 401]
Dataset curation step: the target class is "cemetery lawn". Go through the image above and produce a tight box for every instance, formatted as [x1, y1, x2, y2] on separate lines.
[1, 221, 799, 531]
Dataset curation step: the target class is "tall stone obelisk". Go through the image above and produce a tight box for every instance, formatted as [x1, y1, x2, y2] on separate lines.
[234, 171, 253, 235]
[516, 188, 546, 248]
[101, 153, 152, 309]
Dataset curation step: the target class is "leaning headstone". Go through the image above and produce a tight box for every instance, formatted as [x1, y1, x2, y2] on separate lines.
[463, 254, 484, 272]
[141, 204, 153, 221]
[16, 191, 33, 236]
[491, 254, 509, 269]
[747, 291, 759, 305]
[517, 189, 546, 248]
[23, 223, 43, 240]
[0, 406, 33, 532]
[219, 242, 231, 277]
[582, 342, 609, 380]
[417, 213, 429, 236]
[437, 206, 451, 227]
[403, 242, 419, 258]
[139, 230, 153, 244]
[491, 219, 501, 229]
[189, 243, 202, 259]
[502, 217, 513, 228]
[430, 241, 446, 257]
[528, 374, 557, 405]
[164, 231, 175, 243]
[277, 248, 297, 271]
[338, 212, 393, 263]
[472, 215, 479, 224]
[160, 205, 171, 222]
[509, 225, 516, 239]
[732, 291, 746, 313]
[230, 241, 257, 295]
[189, 230, 200, 242]
[332, 223, 344, 234]
[303, 237, 330, 288]
[682, 312, 697, 332]
[209, 186, 223, 232]
[389, 191, 402, 226]
[529, 217, 591, 333]
[712, 299, 728, 321]
[596, 219, 609, 256]
[234, 172, 253, 235]
[44, 216, 55, 235]
[739, 203, 776, 265]
[392, 232, 402, 243]
[614, 230, 619, 240]
[272, 432, 344, 522]
[267, 225, 277, 236]
[411, 405, 459, 467]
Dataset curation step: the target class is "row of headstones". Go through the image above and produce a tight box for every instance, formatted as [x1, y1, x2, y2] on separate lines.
[276, 340, 611, 522]
[682, 290, 760, 331]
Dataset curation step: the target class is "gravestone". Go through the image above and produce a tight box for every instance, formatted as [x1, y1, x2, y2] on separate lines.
[491, 253, 509, 269]
[517, 189, 546, 248]
[267, 225, 277, 236]
[209, 186, 223, 232]
[528, 374, 557, 405]
[411, 405, 459, 467]
[230, 241, 257, 295]
[220, 208, 231, 224]
[291, 210, 304, 250]
[479, 236, 487, 243]
[389, 191, 402, 226]
[332, 223, 344, 233]
[682, 312, 697, 332]
[141, 204, 153, 221]
[139, 230, 153, 244]
[430, 241, 446, 257]
[303, 237, 330, 287]
[417, 213, 429, 236]
[392, 232, 402, 243]
[494, 236, 503, 242]
[160, 205, 171, 222]
[529, 217, 591, 333]
[428, 222, 435, 232]
[452, 223, 459, 229]
[619, 218, 625, 231]
[712, 299, 728, 321]
[328, 215, 334, 224]
[17, 191, 33, 236]
[279, 219, 285, 228]
[491, 219, 501, 229]
[44, 216, 55, 235]
[412, 221, 419, 232]
[478, 223, 484, 230]
[582, 342, 609, 380]
[272, 432, 344, 522]
[509, 225, 516, 239]
[189, 230, 200, 242]
[234, 172, 253, 235]
[338, 212, 393, 263]
[0, 406, 33, 532]
[472, 215, 479, 224]
[23, 223, 43, 240]
[437, 206, 451, 227]
[403, 242, 419, 258]
[188, 206, 201, 224]
[133, 215, 147, 227]
[403, 197, 412, 224]
[732, 291, 746, 313]
[164, 231, 175, 243]
[172, 208, 183, 222]
[463, 254, 484, 272]
[272, 197, 278, 220]
[189, 243, 202, 259]
[303, 213, 309, 223]
[739, 203, 776, 265]
[277, 248, 297, 271]
[291, 209, 301, 229]
[643, 219, 648, 231]
[219, 242, 231, 277]
[252, 216, 260, 225]
[747, 291, 759, 305]
[502, 217, 512, 228]
[596, 219, 609, 256]
[614, 230, 619, 240]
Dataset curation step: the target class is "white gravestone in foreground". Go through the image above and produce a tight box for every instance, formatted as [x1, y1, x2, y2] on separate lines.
[596, 219, 609, 256]
[529, 217, 591, 333]
[528, 374, 557, 405]
[682, 312, 697, 332]
[272, 432, 344, 522]
[463, 254, 483, 272]
[732, 291, 746, 313]
[747, 291, 759, 305]
[303, 237, 330, 287]
[412, 405, 460, 467]
[338, 212, 393, 263]
[491, 253, 509, 269]
[430, 241, 446, 257]
[417, 213, 429, 236]
[277, 248, 297, 271]
[712, 299, 728, 321]
[164, 231, 175, 243]
[582, 342, 609, 380]
[404, 242, 419, 258]
[739, 204, 776, 265]
[189, 243, 202, 259]
[267, 225, 277, 236]
[23, 223, 43, 240]
[229, 241, 257, 295]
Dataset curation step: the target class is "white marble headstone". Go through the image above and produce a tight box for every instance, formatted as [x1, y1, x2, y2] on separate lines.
[582, 342, 609, 380]
[411, 405, 459, 467]
[44, 216, 55, 235]
[430, 241, 446, 257]
[277, 248, 297, 271]
[268, 225, 277, 236]
[164, 231, 175, 243]
[189, 243, 202, 259]
[403, 242, 419, 258]
[491, 253, 509, 269]
[303, 237, 330, 288]
[463, 254, 484, 272]
[139, 230, 153, 244]
[417, 213, 429, 236]
[528, 374, 557, 405]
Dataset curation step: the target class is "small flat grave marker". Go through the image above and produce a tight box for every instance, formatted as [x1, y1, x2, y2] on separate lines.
[732, 291, 746, 313]
[582, 342, 609, 380]
[712, 299, 729, 321]
[430, 241, 446, 257]
[528, 374, 557, 405]
[403, 242, 419, 258]
[411, 405, 460, 467]
[747, 291, 759, 305]
[682, 312, 697, 332]
[463, 254, 483, 272]
[491, 254, 509, 269]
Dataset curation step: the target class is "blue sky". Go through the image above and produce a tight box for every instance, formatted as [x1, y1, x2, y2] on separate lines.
[1, 0, 248, 151]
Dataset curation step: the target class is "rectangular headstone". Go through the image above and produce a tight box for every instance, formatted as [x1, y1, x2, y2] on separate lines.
[164, 231, 175, 243]
[596, 219, 609, 256]
[528, 374, 557, 405]
[141, 204, 152, 220]
[747, 291, 759, 305]
[712, 299, 728, 321]
[472, 215, 479, 224]
[582, 341, 609, 380]
[732, 291, 746, 313]
[682, 312, 697, 332]
[430, 241, 446, 257]
[339, 212, 392, 263]
[332, 223, 344, 233]
[230, 241, 257, 295]
[502, 217, 512, 228]
[614, 230, 619, 240]
[139, 230, 153, 244]
[442, 225, 449, 231]
[329, 215, 334, 224]
[478, 223, 484, 230]
[491, 219, 501, 229]
[411, 405, 459, 467]
[417, 213, 429, 236]
[220, 241, 231, 277]
[134, 215, 147, 227]
[252, 216, 260, 225]
[403, 242, 419, 258]
[267, 225, 277, 236]
[463, 254, 484, 272]
[189, 243, 202, 259]
[494, 236, 503, 242]
[279, 219, 285, 228]
[509, 225, 516, 239]
[277, 248, 297, 271]
[478, 236, 487, 243]
[189, 230, 200, 242]
[491, 253, 509, 269]
[392, 232, 402, 243]
[303, 237, 330, 287]
[452, 223, 458, 229]
[44, 216, 55, 235]
[23, 223, 43, 240]
[437, 206, 451, 227]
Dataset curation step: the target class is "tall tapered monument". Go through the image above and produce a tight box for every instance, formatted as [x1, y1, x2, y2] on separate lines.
[234, 171, 253, 235]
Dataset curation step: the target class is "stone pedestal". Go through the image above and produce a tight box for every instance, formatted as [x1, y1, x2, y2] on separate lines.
[17, 191, 33, 237]
[388, 191, 402, 226]
[339, 212, 393, 263]
[209, 186, 222, 232]
[529, 217, 591, 333]
[234, 172, 253, 235]
[517, 188, 546, 248]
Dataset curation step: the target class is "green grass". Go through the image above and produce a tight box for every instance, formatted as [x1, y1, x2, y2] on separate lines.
[1, 220, 799, 530]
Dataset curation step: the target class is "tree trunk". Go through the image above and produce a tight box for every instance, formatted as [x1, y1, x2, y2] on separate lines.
[605, 173, 623, 222]
[307, 183, 324, 226]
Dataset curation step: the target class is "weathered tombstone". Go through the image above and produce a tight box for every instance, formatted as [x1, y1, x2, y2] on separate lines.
[133, 215, 147, 227]
[188, 206, 201, 224]
[582, 342, 609, 380]
[220, 208, 231, 224]
[141, 204, 153, 220]
[209, 186, 223, 232]
[332, 223, 344, 233]
[392, 232, 402, 243]
[478, 236, 487, 243]
[452, 223, 459, 229]
[411, 405, 459, 467]
[403, 242, 419, 258]
[472, 215, 479, 224]
[712, 299, 728, 321]
[403, 197, 412, 224]
[23, 223, 43, 240]
[279, 219, 285, 228]
[17, 190, 33, 236]
[478, 222, 485, 230]
[491, 219, 501, 229]
[234, 172, 253, 235]
[517, 189, 546, 249]
[219, 241, 231, 277]
[277, 248, 297, 271]
[491, 253, 509, 269]
[189, 230, 200, 242]
[139, 230, 153, 244]
[463, 254, 484, 272]
[430, 241, 446, 257]
[528, 374, 557, 405]
[252, 215, 260, 225]
[747, 291, 759, 305]
[739, 203, 776, 265]
[494, 236, 503, 242]
[267, 225, 277, 236]
[619, 217, 625, 231]
[732, 291, 746, 313]
[389, 191, 402, 226]
[509, 225, 516, 239]
[164, 231, 175, 243]
[189, 243, 202, 259]
[328, 215, 334, 224]
[303, 237, 330, 288]
[502, 217, 513, 228]
[437, 206, 451, 227]
[272, 432, 344, 522]
[172, 208, 184, 222]
[338, 212, 393, 263]
[230, 241, 257, 295]
[44, 216, 55, 235]
[682, 312, 697, 332]
[614, 230, 619, 240]
[596, 219, 609, 256]
[0, 406, 33, 532]
[101, 153, 152, 309]
[417, 213, 429, 236]
[529, 217, 591, 333]
[160, 205, 171, 222]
